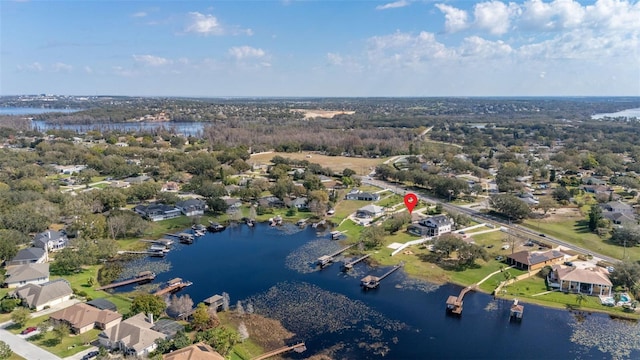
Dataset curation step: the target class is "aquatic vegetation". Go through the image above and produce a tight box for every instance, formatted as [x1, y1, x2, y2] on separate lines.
[118, 258, 172, 281]
[569, 312, 640, 359]
[394, 276, 440, 294]
[285, 239, 343, 274]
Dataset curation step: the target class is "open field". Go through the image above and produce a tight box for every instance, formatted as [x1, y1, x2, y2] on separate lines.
[291, 109, 355, 119]
[249, 152, 388, 175]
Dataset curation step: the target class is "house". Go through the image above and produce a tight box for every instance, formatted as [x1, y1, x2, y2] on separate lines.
[13, 279, 73, 311]
[506, 250, 565, 271]
[548, 265, 612, 296]
[408, 215, 453, 237]
[163, 342, 225, 360]
[8, 248, 48, 266]
[49, 303, 122, 334]
[33, 230, 68, 252]
[582, 184, 611, 195]
[600, 200, 636, 225]
[258, 196, 285, 208]
[53, 164, 87, 174]
[87, 298, 118, 312]
[288, 197, 308, 210]
[3, 263, 49, 288]
[134, 203, 182, 222]
[161, 182, 180, 192]
[99, 313, 167, 357]
[176, 199, 207, 216]
[345, 189, 381, 201]
[582, 177, 607, 186]
[122, 175, 151, 185]
[356, 205, 385, 218]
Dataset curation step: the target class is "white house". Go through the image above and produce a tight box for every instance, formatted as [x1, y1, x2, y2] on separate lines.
[33, 230, 68, 252]
[3, 263, 49, 288]
[99, 313, 166, 357]
[13, 279, 73, 311]
[408, 215, 453, 237]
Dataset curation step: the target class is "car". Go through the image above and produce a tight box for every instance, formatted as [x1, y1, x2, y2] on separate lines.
[524, 240, 534, 246]
[606, 266, 615, 273]
[21, 326, 37, 335]
[539, 233, 546, 237]
[495, 255, 504, 261]
[81, 351, 99, 360]
[487, 244, 494, 249]
[564, 261, 574, 266]
[501, 244, 510, 250]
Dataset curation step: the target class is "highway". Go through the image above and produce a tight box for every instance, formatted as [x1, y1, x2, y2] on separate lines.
[361, 176, 620, 265]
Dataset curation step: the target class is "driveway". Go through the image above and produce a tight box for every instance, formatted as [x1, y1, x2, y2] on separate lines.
[63, 346, 98, 360]
[0, 321, 61, 360]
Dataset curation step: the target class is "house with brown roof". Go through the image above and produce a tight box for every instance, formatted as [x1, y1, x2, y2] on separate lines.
[548, 265, 613, 296]
[506, 250, 566, 271]
[49, 303, 122, 334]
[12, 279, 73, 311]
[163, 342, 225, 360]
[3, 263, 49, 288]
[99, 313, 166, 357]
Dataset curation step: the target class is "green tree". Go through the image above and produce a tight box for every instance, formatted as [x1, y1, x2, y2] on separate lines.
[11, 307, 31, 327]
[608, 261, 640, 292]
[0, 340, 12, 360]
[575, 293, 586, 307]
[384, 212, 411, 234]
[552, 186, 571, 202]
[52, 322, 70, 343]
[609, 226, 640, 247]
[588, 204, 604, 232]
[191, 303, 213, 331]
[130, 294, 166, 318]
[359, 226, 386, 249]
[172, 330, 191, 350]
[206, 197, 229, 215]
[489, 194, 531, 221]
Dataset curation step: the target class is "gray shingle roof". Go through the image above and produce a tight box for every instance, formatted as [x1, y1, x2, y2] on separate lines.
[4, 263, 49, 284]
[11, 248, 46, 262]
[15, 279, 72, 309]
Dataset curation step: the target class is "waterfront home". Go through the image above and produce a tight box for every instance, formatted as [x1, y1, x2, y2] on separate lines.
[99, 313, 166, 357]
[134, 203, 182, 222]
[408, 215, 453, 237]
[287, 196, 309, 210]
[33, 230, 68, 252]
[161, 181, 180, 192]
[49, 303, 122, 334]
[7, 247, 48, 266]
[356, 204, 384, 219]
[12, 279, 73, 311]
[122, 175, 151, 185]
[258, 196, 285, 208]
[3, 263, 49, 288]
[548, 264, 613, 296]
[176, 199, 207, 216]
[506, 250, 566, 271]
[87, 298, 118, 312]
[162, 342, 224, 360]
[345, 189, 381, 201]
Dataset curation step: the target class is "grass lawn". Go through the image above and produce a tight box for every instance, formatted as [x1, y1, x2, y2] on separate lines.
[28, 328, 100, 358]
[8, 353, 26, 360]
[333, 200, 369, 223]
[89, 183, 109, 189]
[336, 219, 364, 242]
[357, 184, 385, 193]
[375, 194, 403, 208]
[248, 152, 388, 175]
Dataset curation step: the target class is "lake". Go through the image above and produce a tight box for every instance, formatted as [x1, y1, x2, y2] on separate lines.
[112, 223, 640, 359]
[0, 107, 80, 115]
[592, 108, 640, 120]
[31, 120, 205, 137]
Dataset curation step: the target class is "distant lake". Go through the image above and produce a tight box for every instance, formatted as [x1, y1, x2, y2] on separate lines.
[30, 120, 205, 137]
[592, 108, 640, 120]
[111, 223, 640, 359]
[0, 107, 80, 115]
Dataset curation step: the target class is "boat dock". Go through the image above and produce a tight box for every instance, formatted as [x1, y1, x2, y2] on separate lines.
[207, 222, 226, 232]
[446, 285, 477, 315]
[312, 219, 326, 228]
[250, 342, 306, 360]
[510, 299, 524, 321]
[360, 262, 404, 289]
[96, 271, 156, 291]
[317, 244, 356, 267]
[117, 250, 166, 257]
[139, 239, 174, 246]
[296, 218, 309, 227]
[330, 230, 345, 240]
[343, 254, 371, 271]
[153, 278, 193, 296]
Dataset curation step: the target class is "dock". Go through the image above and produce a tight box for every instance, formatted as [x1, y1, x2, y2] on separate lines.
[203, 294, 224, 311]
[153, 278, 193, 297]
[330, 230, 344, 240]
[117, 250, 166, 257]
[317, 244, 356, 267]
[207, 222, 226, 232]
[510, 299, 524, 321]
[296, 218, 308, 227]
[343, 254, 371, 271]
[446, 285, 477, 315]
[312, 219, 326, 228]
[360, 262, 404, 289]
[250, 342, 306, 360]
[139, 239, 174, 246]
[96, 271, 156, 291]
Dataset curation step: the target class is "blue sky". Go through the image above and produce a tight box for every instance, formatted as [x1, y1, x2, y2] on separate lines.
[1, 0, 639, 97]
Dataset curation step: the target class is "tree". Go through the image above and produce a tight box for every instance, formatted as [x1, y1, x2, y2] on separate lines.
[359, 226, 386, 249]
[489, 194, 531, 221]
[191, 303, 213, 331]
[238, 322, 249, 342]
[221, 292, 230, 312]
[609, 226, 640, 247]
[0, 231, 18, 262]
[575, 293, 586, 307]
[52, 322, 70, 343]
[130, 294, 166, 318]
[172, 330, 191, 350]
[342, 168, 356, 178]
[384, 212, 411, 234]
[536, 197, 556, 215]
[206, 197, 229, 215]
[608, 261, 640, 292]
[11, 307, 31, 327]
[167, 294, 194, 320]
[236, 301, 245, 316]
[552, 186, 571, 202]
[0, 340, 12, 360]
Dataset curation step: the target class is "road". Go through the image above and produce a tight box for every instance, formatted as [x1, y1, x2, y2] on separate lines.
[361, 177, 619, 265]
[0, 322, 62, 360]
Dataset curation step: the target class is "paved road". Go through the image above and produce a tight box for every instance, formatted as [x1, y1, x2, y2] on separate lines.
[0, 322, 61, 360]
[361, 177, 620, 265]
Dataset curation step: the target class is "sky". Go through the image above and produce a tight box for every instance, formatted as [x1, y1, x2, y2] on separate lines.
[1, 0, 639, 97]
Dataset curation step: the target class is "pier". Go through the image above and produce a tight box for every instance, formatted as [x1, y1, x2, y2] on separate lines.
[96, 271, 156, 291]
[330, 230, 344, 240]
[250, 342, 306, 360]
[117, 250, 166, 257]
[360, 262, 404, 289]
[317, 244, 356, 267]
[446, 285, 477, 315]
[510, 299, 524, 321]
[153, 278, 193, 297]
[207, 221, 226, 232]
[343, 254, 371, 271]
[139, 238, 174, 246]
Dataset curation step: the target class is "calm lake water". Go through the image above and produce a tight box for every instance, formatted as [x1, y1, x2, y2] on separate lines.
[592, 108, 640, 120]
[113, 223, 640, 359]
[0, 107, 79, 115]
[30, 120, 204, 137]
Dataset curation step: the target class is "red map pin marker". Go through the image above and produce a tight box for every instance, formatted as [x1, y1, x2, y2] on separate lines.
[404, 193, 418, 214]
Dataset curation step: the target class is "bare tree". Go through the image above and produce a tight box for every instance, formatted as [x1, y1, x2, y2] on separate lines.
[167, 294, 194, 319]
[236, 301, 245, 316]
[222, 292, 230, 312]
[238, 322, 249, 342]
[246, 302, 254, 314]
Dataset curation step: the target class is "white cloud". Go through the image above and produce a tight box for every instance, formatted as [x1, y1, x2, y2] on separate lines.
[17, 62, 44, 72]
[376, 1, 410, 10]
[84, 66, 93, 74]
[133, 54, 172, 66]
[228, 46, 266, 60]
[131, 11, 147, 18]
[367, 31, 455, 69]
[435, 4, 469, 33]
[185, 12, 223, 35]
[474, 1, 516, 35]
[459, 36, 513, 57]
[326, 53, 343, 66]
[51, 62, 73, 72]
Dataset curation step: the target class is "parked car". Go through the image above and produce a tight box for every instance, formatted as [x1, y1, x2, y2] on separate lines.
[495, 255, 505, 261]
[524, 240, 534, 246]
[564, 261, 574, 266]
[539, 233, 546, 237]
[606, 266, 615, 273]
[81, 351, 99, 360]
[21, 326, 37, 335]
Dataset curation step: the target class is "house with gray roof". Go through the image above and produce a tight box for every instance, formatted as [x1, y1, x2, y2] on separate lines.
[3, 263, 49, 288]
[8, 247, 48, 266]
[600, 200, 637, 225]
[13, 279, 73, 311]
[408, 215, 453, 237]
[176, 199, 207, 216]
[345, 189, 381, 201]
[134, 203, 182, 222]
[33, 230, 68, 252]
[356, 205, 384, 218]
[99, 312, 167, 357]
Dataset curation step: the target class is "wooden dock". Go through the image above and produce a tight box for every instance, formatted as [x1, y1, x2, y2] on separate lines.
[343, 254, 371, 271]
[250, 342, 306, 360]
[96, 271, 156, 291]
[317, 244, 356, 267]
[139, 239, 174, 246]
[153, 278, 193, 296]
[117, 250, 166, 257]
[510, 299, 524, 321]
[360, 262, 404, 289]
[330, 230, 344, 240]
[446, 285, 477, 315]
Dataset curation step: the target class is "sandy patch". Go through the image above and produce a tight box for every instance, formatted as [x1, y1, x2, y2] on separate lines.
[292, 109, 356, 119]
[538, 207, 583, 222]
